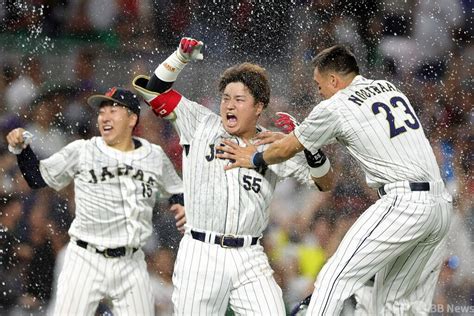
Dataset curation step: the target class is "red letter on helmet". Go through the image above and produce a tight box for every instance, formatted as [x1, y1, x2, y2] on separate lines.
[147, 89, 182, 117]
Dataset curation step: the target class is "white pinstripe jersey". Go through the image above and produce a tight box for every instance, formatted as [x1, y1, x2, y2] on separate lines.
[172, 96, 314, 236]
[295, 75, 442, 188]
[39, 136, 183, 248]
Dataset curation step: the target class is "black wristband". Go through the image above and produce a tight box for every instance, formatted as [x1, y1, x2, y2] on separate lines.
[252, 151, 268, 169]
[304, 149, 327, 168]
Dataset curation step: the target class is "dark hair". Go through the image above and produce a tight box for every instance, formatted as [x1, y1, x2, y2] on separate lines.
[312, 45, 359, 76]
[218, 62, 270, 109]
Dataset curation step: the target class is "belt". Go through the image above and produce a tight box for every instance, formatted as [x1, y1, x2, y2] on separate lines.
[378, 182, 430, 197]
[190, 230, 259, 248]
[76, 240, 138, 258]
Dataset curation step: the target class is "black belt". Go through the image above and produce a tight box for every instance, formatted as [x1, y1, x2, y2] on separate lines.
[378, 182, 430, 197]
[190, 230, 259, 248]
[76, 240, 138, 258]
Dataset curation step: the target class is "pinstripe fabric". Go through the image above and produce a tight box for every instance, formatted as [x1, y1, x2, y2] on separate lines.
[307, 186, 451, 315]
[40, 136, 183, 315]
[172, 235, 286, 316]
[296, 76, 452, 315]
[40, 137, 183, 248]
[53, 243, 154, 315]
[170, 96, 312, 314]
[173, 97, 312, 236]
[295, 76, 441, 189]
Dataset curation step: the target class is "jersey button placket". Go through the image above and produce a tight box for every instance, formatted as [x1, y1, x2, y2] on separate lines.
[121, 176, 139, 245]
[224, 168, 240, 235]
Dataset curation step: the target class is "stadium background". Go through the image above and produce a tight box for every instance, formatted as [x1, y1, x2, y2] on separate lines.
[0, 1, 472, 315]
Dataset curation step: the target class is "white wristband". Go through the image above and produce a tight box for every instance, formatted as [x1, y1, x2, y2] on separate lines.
[309, 158, 331, 178]
[155, 51, 187, 82]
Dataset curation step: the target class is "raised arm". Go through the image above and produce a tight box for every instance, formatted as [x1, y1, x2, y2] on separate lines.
[132, 37, 204, 119]
[6, 128, 47, 189]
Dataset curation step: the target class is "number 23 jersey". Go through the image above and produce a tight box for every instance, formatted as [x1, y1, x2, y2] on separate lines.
[295, 75, 442, 188]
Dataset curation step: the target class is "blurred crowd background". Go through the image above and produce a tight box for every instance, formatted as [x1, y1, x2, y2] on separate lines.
[0, 0, 472, 315]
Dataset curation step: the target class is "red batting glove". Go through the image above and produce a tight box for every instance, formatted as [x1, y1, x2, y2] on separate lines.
[274, 111, 300, 134]
[177, 37, 204, 62]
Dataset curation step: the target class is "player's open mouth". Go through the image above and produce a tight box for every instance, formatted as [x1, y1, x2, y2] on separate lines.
[226, 114, 237, 127]
[102, 126, 113, 133]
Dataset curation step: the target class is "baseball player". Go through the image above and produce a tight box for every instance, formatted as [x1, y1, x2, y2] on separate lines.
[218, 45, 453, 315]
[132, 37, 331, 315]
[6, 87, 185, 315]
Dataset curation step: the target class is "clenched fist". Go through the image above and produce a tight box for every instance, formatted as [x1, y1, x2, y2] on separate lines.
[6, 128, 34, 154]
[176, 37, 204, 63]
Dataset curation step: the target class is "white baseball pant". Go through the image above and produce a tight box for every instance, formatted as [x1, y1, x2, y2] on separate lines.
[307, 181, 452, 315]
[53, 241, 153, 315]
[172, 232, 286, 315]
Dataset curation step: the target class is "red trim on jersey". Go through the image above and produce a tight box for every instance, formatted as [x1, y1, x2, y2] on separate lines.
[147, 89, 182, 117]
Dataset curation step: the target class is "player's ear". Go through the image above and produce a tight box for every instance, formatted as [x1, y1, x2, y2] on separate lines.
[330, 73, 338, 88]
[129, 113, 138, 128]
[255, 102, 264, 117]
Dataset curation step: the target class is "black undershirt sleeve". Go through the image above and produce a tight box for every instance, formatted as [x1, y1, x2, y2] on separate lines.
[17, 146, 47, 189]
[146, 74, 173, 94]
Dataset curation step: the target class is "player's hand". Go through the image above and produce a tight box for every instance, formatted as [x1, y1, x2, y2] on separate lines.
[274, 111, 299, 133]
[6, 128, 26, 148]
[6, 128, 34, 154]
[216, 139, 256, 170]
[176, 37, 204, 63]
[253, 131, 286, 145]
[170, 204, 186, 234]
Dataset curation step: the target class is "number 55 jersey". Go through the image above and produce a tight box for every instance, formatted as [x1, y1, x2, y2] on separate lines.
[170, 95, 314, 237]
